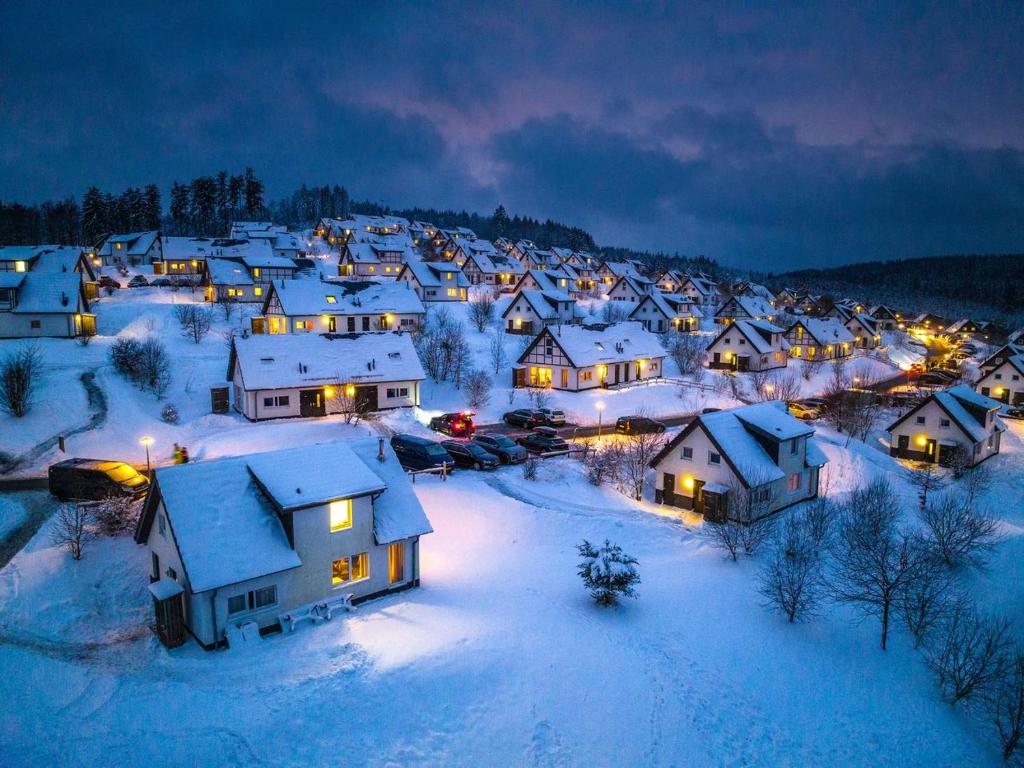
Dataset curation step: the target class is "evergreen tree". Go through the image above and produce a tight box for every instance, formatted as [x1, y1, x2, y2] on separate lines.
[215, 171, 229, 233]
[243, 167, 264, 217]
[227, 174, 244, 220]
[492, 204, 509, 239]
[143, 184, 161, 230]
[190, 176, 217, 236]
[81, 186, 107, 243]
[170, 182, 190, 235]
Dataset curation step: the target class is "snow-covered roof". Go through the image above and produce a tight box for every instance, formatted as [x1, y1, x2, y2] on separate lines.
[534, 322, 666, 368]
[349, 438, 434, 545]
[11, 272, 83, 313]
[270, 279, 424, 317]
[247, 443, 387, 511]
[153, 453, 303, 592]
[0, 245, 49, 263]
[714, 319, 788, 355]
[0, 273, 27, 289]
[162, 237, 216, 261]
[601, 261, 643, 279]
[205, 257, 254, 286]
[718, 295, 774, 319]
[401, 261, 470, 288]
[702, 402, 812, 485]
[889, 384, 1005, 443]
[232, 332, 425, 390]
[503, 289, 575, 321]
[99, 231, 159, 256]
[30, 247, 91, 276]
[683, 274, 718, 296]
[790, 317, 855, 346]
[631, 292, 702, 320]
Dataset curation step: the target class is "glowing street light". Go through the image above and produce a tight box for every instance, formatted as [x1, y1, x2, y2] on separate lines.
[140, 435, 154, 475]
[596, 400, 606, 439]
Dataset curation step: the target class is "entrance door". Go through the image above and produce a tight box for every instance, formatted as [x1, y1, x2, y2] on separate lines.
[299, 389, 326, 417]
[663, 473, 676, 506]
[925, 438, 937, 463]
[355, 385, 378, 412]
[712, 352, 721, 366]
[692, 479, 705, 515]
[613, 365, 620, 385]
[388, 542, 405, 584]
[703, 490, 726, 522]
[897, 435, 909, 456]
[561, 369, 569, 389]
[737, 356, 750, 372]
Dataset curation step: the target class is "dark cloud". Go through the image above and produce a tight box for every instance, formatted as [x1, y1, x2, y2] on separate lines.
[1, 1, 1022, 268]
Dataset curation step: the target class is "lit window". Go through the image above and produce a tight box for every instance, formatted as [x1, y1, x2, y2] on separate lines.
[332, 557, 350, 584]
[252, 267, 261, 278]
[329, 499, 352, 532]
[447, 288, 457, 297]
[253, 286, 262, 297]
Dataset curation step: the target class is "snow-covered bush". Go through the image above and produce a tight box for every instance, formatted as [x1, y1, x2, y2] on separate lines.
[665, 331, 706, 377]
[109, 337, 170, 396]
[0, 342, 42, 418]
[577, 539, 640, 606]
[93, 494, 143, 536]
[161, 403, 180, 424]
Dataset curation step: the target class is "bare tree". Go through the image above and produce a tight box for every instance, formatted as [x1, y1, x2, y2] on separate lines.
[919, 492, 1000, 569]
[584, 441, 624, 486]
[799, 494, 837, 555]
[618, 428, 666, 501]
[705, 516, 743, 561]
[463, 369, 492, 410]
[526, 387, 551, 410]
[925, 599, 1011, 704]
[0, 342, 42, 417]
[468, 292, 496, 332]
[898, 548, 955, 649]
[905, 460, 947, 510]
[216, 291, 237, 320]
[522, 455, 539, 480]
[51, 503, 95, 560]
[666, 331, 706, 376]
[139, 338, 171, 397]
[759, 513, 823, 622]
[488, 328, 509, 375]
[174, 304, 213, 344]
[752, 369, 802, 403]
[415, 307, 470, 384]
[600, 301, 628, 323]
[991, 650, 1024, 764]
[830, 477, 922, 650]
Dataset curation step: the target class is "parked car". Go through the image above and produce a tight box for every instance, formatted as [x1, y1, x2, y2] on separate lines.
[428, 411, 476, 437]
[615, 416, 666, 435]
[472, 434, 528, 464]
[516, 427, 570, 455]
[151, 277, 174, 287]
[502, 409, 544, 429]
[48, 458, 150, 502]
[441, 440, 500, 470]
[389, 434, 455, 472]
[537, 408, 567, 426]
[787, 401, 819, 420]
[1003, 407, 1024, 420]
[127, 274, 150, 288]
[97, 275, 121, 290]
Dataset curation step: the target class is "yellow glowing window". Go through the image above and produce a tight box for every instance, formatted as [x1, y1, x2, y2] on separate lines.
[115, 243, 122, 250]
[15, 260, 26, 272]
[351, 552, 368, 580]
[446, 272, 453, 281]
[331, 557, 350, 584]
[368, 266, 375, 273]
[253, 286, 263, 297]
[325, 296, 336, 303]
[447, 288, 458, 297]
[252, 267, 261, 278]
[329, 499, 352, 532]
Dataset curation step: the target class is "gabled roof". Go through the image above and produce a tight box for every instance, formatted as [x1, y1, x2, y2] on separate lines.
[399, 261, 470, 288]
[266, 278, 424, 317]
[519, 321, 665, 368]
[682, 274, 718, 297]
[945, 318, 980, 334]
[651, 402, 817, 487]
[887, 384, 1005, 443]
[609, 274, 653, 297]
[708, 319, 788, 355]
[630, 292, 702, 320]
[502, 289, 577, 321]
[231, 332, 425, 390]
[99, 231, 159, 256]
[600, 261, 644, 279]
[717, 295, 774, 319]
[981, 343, 1024, 370]
[9, 272, 85, 313]
[518, 268, 574, 293]
[978, 353, 1024, 382]
[845, 312, 879, 335]
[869, 304, 900, 320]
[788, 317, 855, 346]
[247, 444, 387, 512]
[205, 257, 254, 286]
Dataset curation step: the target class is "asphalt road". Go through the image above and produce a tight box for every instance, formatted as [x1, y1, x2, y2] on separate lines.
[474, 411, 697, 440]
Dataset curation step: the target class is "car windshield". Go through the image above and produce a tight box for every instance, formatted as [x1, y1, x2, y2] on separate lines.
[425, 444, 449, 457]
[104, 463, 141, 483]
[489, 437, 516, 448]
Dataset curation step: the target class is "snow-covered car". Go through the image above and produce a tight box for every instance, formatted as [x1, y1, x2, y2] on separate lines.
[127, 275, 150, 288]
[48, 458, 150, 501]
[516, 427, 569, 455]
[537, 408, 567, 426]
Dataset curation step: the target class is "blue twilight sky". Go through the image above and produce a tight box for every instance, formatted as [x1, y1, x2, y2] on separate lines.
[1, 1, 1023, 270]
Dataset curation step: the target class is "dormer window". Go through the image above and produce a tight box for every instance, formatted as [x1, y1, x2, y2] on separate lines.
[329, 499, 352, 532]
[325, 296, 336, 303]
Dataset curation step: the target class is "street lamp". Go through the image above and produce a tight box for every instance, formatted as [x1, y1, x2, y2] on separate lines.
[140, 436, 154, 475]
[596, 401, 606, 439]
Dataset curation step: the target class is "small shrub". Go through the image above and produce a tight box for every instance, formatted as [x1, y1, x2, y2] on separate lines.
[161, 403, 180, 424]
[522, 456, 539, 481]
[577, 539, 640, 606]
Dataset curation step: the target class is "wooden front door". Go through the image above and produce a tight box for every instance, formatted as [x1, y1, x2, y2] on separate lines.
[703, 490, 726, 523]
[388, 542, 405, 584]
[299, 389, 326, 417]
[897, 435, 909, 455]
[692, 479, 705, 515]
[663, 473, 675, 506]
[925, 438, 937, 463]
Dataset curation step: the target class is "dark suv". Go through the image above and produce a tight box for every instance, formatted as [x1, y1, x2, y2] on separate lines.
[472, 434, 528, 464]
[517, 427, 570, 455]
[615, 416, 666, 435]
[428, 412, 476, 437]
[441, 440, 501, 470]
[48, 458, 150, 501]
[502, 409, 544, 428]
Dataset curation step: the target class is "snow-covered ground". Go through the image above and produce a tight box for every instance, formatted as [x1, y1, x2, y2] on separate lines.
[1, 415, 1021, 765]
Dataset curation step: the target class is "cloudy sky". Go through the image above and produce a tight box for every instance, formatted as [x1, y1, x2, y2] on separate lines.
[2, 1, 1023, 270]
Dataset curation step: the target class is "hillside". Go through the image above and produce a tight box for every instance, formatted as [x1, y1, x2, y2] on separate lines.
[774, 253, 1024, 323]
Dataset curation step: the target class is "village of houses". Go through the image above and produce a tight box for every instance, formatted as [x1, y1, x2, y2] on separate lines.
[1, 215, 1023, 765]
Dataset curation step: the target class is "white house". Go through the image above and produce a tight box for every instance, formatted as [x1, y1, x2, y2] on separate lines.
[97, 231, 162, 266]
[460, 248, 526, 289]
[976, 353, 1024, 406]
[134, 438, 432, 649]
[628, 292, 702, 333]
[6, 246, 100, 300]
[649, 401, 828, 521]
[887, 384, 1005, 467]
[396, 261, 469, 302]
[785, 318, 855, 361]
[606, 275, 655, 303]
[715, 295, 775, 325]
[229, 332, 424, 420]
[654, 269, 686, 293]
[596, 260, 645, 286]
[201, 241, 300, 303]
[513, 322, 666, 390]
[679, 274, 720, 309]
[502, 289, 582, 334]
[0, 271, 95, 338]
[512, 268, 577, 296]
[844, 312, 882, 349]
[980, 343, 1024, 376]
[254, 279, 425, 335]
[869, 305, 902, 331]
[706, 319, 789, 371]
